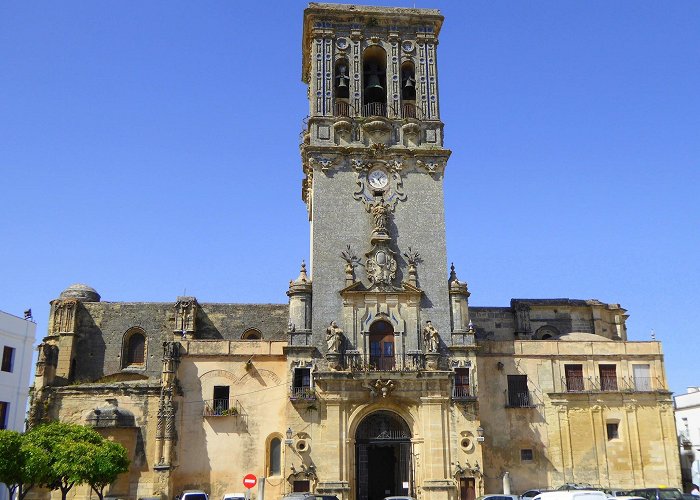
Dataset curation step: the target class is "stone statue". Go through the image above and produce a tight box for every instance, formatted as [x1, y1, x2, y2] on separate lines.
[371, 198, 389, 232]
[326, 321, 344, 353]
[423, 320, 439, 352]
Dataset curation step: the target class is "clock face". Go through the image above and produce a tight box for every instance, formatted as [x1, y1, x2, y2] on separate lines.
[368, 169, 389, 190]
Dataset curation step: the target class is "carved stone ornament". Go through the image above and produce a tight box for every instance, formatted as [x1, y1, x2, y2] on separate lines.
[50, 299, 78, 335]
[365, 379, 396, 398]
[353, 160, 407, 211]
[309, 155, 337, 174]
[416, 158, 445, 175]
[365, 247, 398, 289]
[175, 297, 198, 337]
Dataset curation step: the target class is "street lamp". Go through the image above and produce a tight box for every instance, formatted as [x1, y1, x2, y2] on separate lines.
[476, 426, 484, 442]
[285, 427, 294, 446]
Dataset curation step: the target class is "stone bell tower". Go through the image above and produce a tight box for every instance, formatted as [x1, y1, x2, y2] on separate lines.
[298, 3, 452, 360]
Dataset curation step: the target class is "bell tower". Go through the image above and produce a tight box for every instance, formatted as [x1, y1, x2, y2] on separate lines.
[298, 3, 452, 362]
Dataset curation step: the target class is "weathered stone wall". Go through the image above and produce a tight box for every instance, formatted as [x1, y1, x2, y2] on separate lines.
[476, 340, 680, 493]
[71, 302, 288, 382]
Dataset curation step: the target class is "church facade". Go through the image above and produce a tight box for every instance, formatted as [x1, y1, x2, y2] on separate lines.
[29, 4, 680, 500]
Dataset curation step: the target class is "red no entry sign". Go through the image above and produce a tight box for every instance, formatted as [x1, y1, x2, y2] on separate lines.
[243, 474, 257, 489]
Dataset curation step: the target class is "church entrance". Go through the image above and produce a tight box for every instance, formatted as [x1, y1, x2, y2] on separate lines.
[356, 411, 412, 500]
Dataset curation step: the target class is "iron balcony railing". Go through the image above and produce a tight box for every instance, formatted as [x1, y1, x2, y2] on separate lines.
[334, 100, 352, 117]
[402, 103, 417, 119]
[330, 100, 426, 120]
[362, 102, 387, 117]
[290, 386, 316, 401]
[452, 385, 477, 401]
[203, 398, 239, 417]
[505, 389, 535, 408]
[561, 376, 664, 393]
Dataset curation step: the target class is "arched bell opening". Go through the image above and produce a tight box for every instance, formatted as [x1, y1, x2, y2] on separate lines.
[369, 320, 394, 370]
[362, 45, 387, 117]
[355, 410, 413, 500]
[334, 58, 351, 116]
[400, 61, 416, 118]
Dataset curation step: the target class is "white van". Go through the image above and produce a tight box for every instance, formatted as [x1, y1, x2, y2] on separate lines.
[222, 493, 246, 500]
[533, 491, 608, 500]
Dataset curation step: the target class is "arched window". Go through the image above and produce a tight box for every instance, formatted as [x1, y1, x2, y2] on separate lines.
[535, 326, 559, 340]
[334, 58, 350, 105]
[362, 46, 387, 116]
[123, 329, 146, 367]
[268, 437, 281, 476]
[241, 329, 262, 340]
[401, 61, 416, 118]
[369, 320, 394, 370]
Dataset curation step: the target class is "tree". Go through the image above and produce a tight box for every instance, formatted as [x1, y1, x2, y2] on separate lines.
[0, 429, 50, 500]
[26, 422, 127, 500]
[85, 440, 130, 500]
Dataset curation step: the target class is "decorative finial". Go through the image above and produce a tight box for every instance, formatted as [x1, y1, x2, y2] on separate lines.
[295, 260, 308, 284]
[449, 262, 457, 282]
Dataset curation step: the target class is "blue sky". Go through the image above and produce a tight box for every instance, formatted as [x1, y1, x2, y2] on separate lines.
[1, 1, 698, 395]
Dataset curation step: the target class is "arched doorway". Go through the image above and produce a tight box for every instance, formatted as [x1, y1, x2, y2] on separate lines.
[356, 411, 412, 500]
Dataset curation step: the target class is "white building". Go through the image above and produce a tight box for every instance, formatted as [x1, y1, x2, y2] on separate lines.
[0, 310, 36, 500]
[675, 388, 700, 491]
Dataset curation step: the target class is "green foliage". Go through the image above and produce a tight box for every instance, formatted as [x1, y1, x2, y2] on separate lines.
[23, 422, 129, 500]
[85, 440, 130, 500]
[0, 429, 51, 500]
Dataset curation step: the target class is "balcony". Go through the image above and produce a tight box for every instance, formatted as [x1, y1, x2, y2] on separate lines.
[290, 387, 316, 401]
[505, 390, 536, 408]
[560, 376, 664, 393]
[452, 385, 477, 401]
[203, 399, 240, 417]
[361, 102, 387, 118]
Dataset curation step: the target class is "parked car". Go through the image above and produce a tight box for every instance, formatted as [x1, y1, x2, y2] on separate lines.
[477, 495, 519, 500]
[281, 494, 339, 500]
[627, 489, 683, 500]
[178, 491, 208, 500]
[557, 485, 603, 491]
[522, 490, 547, 499]
[222, 493, 245, 500]
[534, 491, 609, 500]
[383, 496, 416, 500]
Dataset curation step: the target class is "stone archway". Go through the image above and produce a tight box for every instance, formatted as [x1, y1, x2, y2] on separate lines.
[355, 410, 412, 500]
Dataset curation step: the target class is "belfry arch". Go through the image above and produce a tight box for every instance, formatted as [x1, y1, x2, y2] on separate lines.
[355, 410, 413, 500]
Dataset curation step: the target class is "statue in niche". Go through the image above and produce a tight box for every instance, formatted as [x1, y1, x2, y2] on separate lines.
[326, 321, 344, 353]
[423, 320, 440, 352]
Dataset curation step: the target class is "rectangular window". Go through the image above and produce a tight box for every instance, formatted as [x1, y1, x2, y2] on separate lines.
[0, 401, 8, 430]
[1, 346, 14, 372]
[599, 364, 618, 391]
[607, 422, 620, 440]
[633, 364, 652, 391]
[213, 386, 230, 415]
[520, 449, 534, 461]
[454, 368, 471, 398]
[291, 368, 313, 399]
[507, 375, 531, 407]
[565, 364, 584, 391]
